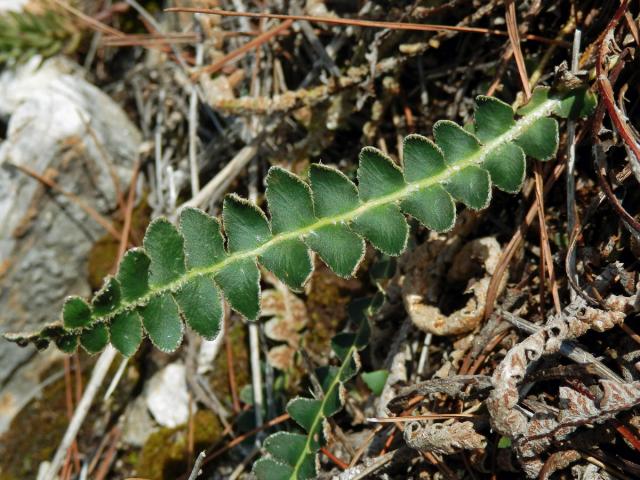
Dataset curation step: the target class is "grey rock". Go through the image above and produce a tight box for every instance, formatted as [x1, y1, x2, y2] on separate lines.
[0, 56, 141, 432]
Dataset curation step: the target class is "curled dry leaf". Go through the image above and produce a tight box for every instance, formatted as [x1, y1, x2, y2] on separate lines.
[487, 263, 639, 478]
[266, 344, 297, 371]
[387, 374, 492, 413]
[404, 420, 486, 455]
[539, 450, 582, 480]
[403, 235, 504, 336]
[260, 275, 309, 370]
[261, 289, 308, 345]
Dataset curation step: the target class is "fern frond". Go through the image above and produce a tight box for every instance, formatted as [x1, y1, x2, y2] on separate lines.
[4, 86, 596, 355]
[253, 299, 371, 479]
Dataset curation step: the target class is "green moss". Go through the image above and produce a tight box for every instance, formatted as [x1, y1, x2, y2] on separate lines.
[88, 235, 120, 289]
[136, 410, 222, 480]
[87, 197, 151, 289]
[0, 361, 88, 479]
[207, 319, 250, 404]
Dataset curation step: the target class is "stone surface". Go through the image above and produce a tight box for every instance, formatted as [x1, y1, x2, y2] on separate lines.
[0, 55, 141, 432]
[121, 396, 157, 447]
[144, 362, 191, 428]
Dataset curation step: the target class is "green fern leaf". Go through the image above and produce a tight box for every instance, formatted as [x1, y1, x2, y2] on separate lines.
[79, 323, 110, 354]
[62, 297, 92, 330]
[253, 304, 371, 479]
[110, 311, 143, 357]
[3, 86, 596, 355]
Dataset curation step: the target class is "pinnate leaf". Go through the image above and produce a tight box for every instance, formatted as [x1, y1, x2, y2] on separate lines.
[223, 194, 271, 252]
[174, 275, 222, 340]
[117, 249, 150, 302]
[63, 297, 92, 330]
[266, 167, 315, 233]
[110, 310, 143, 357]
[474, 96, 516, 142]
[515, 116, 559, 161]
[253, 458, 294, 480]
[401, 185, 456, 232]
[6, 85, 599, 364]
[446, 165, 491, 210]
[260, 239, 312, 291]
[402, 134, 446, 180]
[483, 142, 526, 193]
[304, 224, 364, 277]
[353, 204, 408, 256]
[179, 207, 226, 269]
[256, 306, 373, 479]
[362, 369, 389, 396]
[55, 335, 78, 353]
[309, 164, 359, 216]
[434, 120, 481, 165]
[140, 293, 183, 353]
[80, 323, 109, 354]
[287, 398, 322, 432]
[357, 147, 405, 200]
[553, 86, 597, 119]
[91, 277, 121, 316]
[215, 258, 261, 320]
[144, 218, 186, 287]
[263, 432, 308, 467]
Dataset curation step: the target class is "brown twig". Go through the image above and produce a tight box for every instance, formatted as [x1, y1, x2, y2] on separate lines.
[50, 0, 125, 37]
[11, 163, 124, 243]
[117, 159, 141, 261]
[484, 163, 565, 319]
[102, 32, 198, 46]
[93, 427, 122, 480]
[596, 0, 640, 165]
[504, 1, 561, 314]
[321, 447, 348, 470]
[533, 162, 562, 313]
[166, 6, 568, 46]
[192, 19, 293, 79]
[224, 311, 241, 413]
[504, 0, 532, 101]
[196, 413, 290, 472]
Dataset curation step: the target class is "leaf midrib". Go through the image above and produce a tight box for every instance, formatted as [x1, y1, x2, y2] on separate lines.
[89, 95, 559, 326]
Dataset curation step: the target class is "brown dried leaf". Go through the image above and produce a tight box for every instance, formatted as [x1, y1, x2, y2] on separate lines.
[266, 344, 296, 371]
[403, 421, 486, 455]
[260, 288, 308, 346]
[404, 236, 504, 336]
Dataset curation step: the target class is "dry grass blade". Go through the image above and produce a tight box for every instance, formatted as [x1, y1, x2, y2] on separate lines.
[484, 163, 565, 319]
[368, 413, 479, 422]
[102, 33, 198, 46]
[192, 19, 293, 78]
[504, 1, 560, 314]
[166, 6, 568, 45]
[9, 162, 124, 243]
[504, 0, 532, 101]
[50, 0, 124, 37]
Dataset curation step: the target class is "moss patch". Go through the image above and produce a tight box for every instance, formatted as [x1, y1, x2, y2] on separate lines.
[135, 410, 222, 480]
[303, 263, 363, 357]
[207, 319, 250, 405]
[87, 197, 151, 289]
[0, 361, 89, 480]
